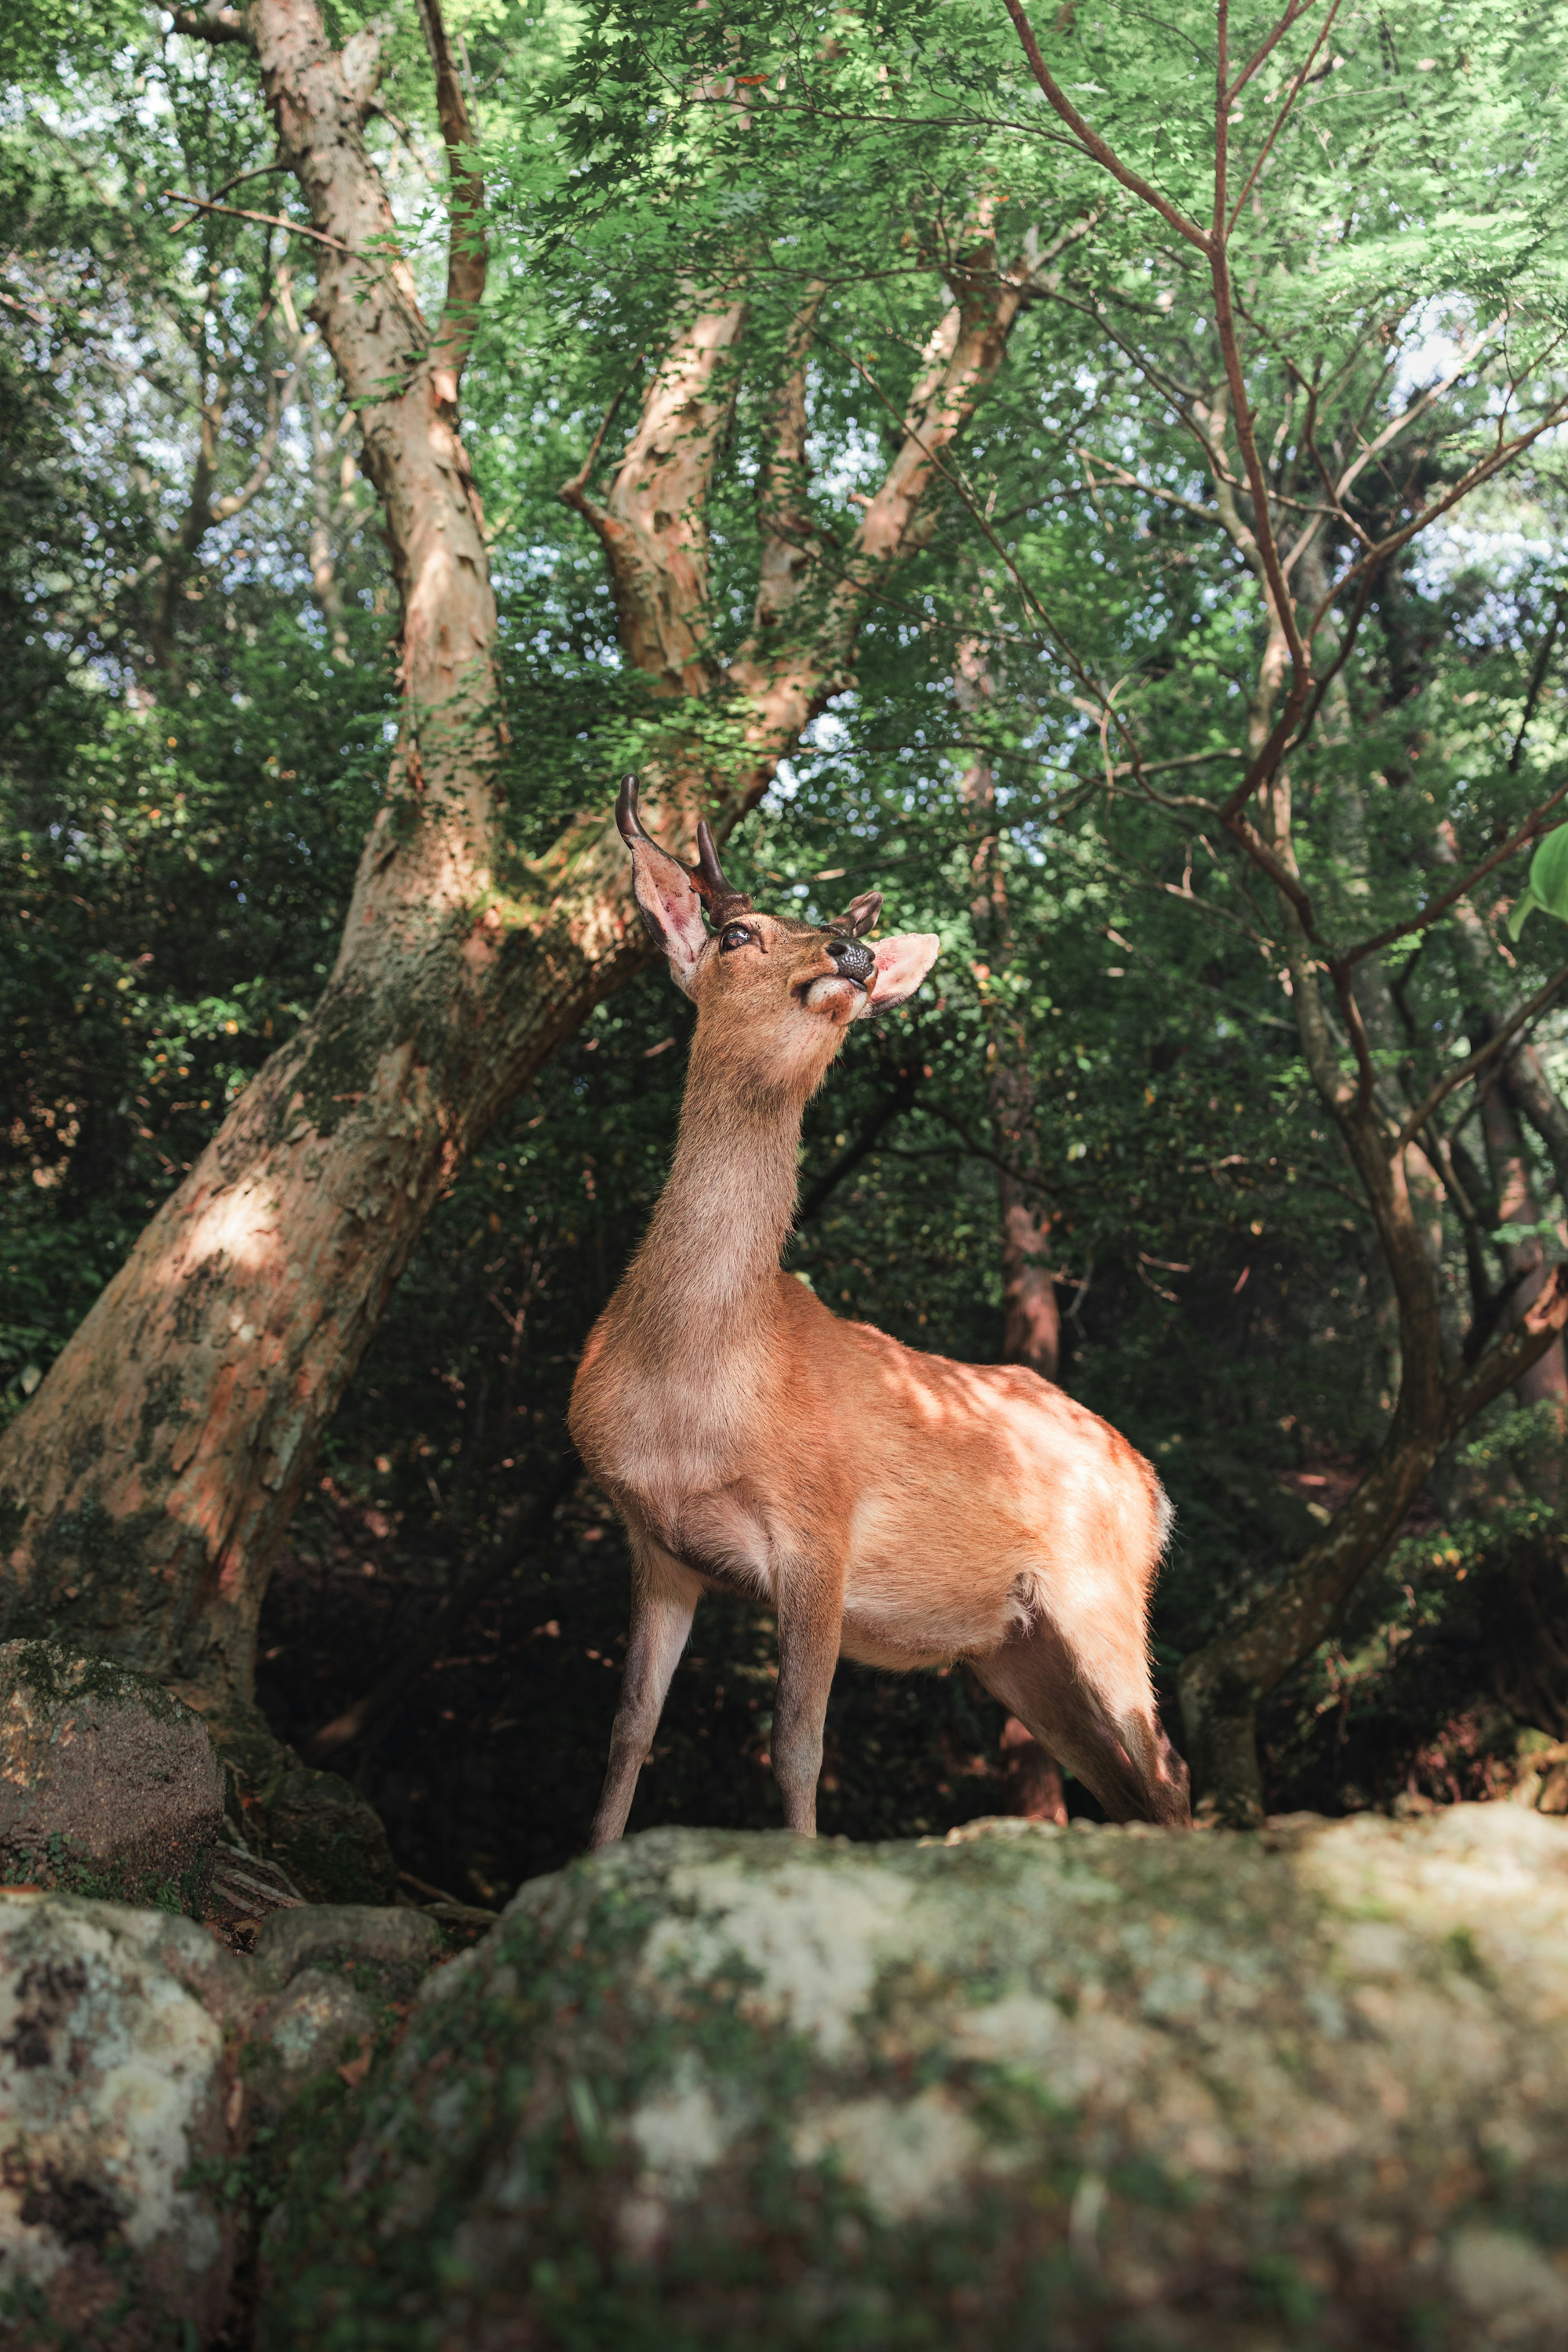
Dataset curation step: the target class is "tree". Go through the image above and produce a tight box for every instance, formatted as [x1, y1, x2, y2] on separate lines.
[0, 0, 1094, 1753]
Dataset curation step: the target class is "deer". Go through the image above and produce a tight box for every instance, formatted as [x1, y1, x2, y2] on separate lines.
[567, 777, 1192, 1846]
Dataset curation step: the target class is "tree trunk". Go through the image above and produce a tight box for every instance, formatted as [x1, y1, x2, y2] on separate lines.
[1176, 570, 1568, 1824]
[1479, 1061, 1568, 1412]
[0, 0, 651, 1735]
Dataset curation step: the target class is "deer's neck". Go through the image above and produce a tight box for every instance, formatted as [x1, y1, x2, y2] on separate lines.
[620, 1037, 802, 1352]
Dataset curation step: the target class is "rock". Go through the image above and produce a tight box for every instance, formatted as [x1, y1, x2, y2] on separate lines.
[260, 1806, 1568, 2352]
[174, 1692, 398, 1908]
[253, 1904, 441, 1996]
[0, 1642, 222, 1909]
[0, 1888, 251, 2346]
[259, 1969, 379, 2084]
[250, 1761, 399, 1907]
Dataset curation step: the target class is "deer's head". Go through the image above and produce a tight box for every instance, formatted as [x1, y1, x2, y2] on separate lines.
[617, 775, 939, 1094]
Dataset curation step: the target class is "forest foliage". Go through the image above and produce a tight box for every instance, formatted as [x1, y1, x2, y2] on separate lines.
[6, 0, 1568, 1896]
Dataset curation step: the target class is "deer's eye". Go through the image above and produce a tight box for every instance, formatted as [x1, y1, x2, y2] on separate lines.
[719, 924, 753, 952]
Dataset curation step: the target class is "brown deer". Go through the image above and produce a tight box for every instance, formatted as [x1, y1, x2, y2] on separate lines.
[568, 778, 1190, 1844]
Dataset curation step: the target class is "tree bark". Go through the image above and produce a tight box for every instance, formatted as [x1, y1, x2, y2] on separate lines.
[0, 13, 1065, 1745]
[1478, 1060, 1568, 1412]
[0, 0, 651, 1733]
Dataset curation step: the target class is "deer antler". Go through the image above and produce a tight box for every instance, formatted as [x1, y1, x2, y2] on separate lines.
[615, 775, 754, 929]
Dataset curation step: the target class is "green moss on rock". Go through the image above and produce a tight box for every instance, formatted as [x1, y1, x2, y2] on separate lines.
[257, 1807, 1568, 2350]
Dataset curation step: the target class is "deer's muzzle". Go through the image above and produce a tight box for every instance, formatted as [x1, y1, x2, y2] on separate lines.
[826, 937, 875, 986]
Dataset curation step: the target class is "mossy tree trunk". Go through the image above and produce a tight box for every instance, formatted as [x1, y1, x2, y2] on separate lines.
[0, 0, 658, 1731]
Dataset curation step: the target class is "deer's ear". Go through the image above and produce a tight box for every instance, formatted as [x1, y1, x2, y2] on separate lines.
[864, 932, 940, 1013]
[628, 838, 708, 993]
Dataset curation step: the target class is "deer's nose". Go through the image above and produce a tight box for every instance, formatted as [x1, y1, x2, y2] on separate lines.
[827, 936, 875, 985]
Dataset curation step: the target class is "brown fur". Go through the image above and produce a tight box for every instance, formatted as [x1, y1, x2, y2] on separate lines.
[569, 830, 1191, 1842]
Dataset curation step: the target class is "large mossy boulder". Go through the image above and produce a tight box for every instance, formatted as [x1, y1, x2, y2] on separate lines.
[261, 1806, 1568, 2351]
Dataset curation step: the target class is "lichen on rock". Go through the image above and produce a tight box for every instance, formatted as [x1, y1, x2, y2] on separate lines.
[0, 1890, 249, 2346]
[258, 1805, 1568, 2351]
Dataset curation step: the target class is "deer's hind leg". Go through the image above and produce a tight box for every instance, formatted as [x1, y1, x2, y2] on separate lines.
[589, 1539, 702, 1850]
[771, 1552, 847, 1838]
[973, 1603, 1189, 1829]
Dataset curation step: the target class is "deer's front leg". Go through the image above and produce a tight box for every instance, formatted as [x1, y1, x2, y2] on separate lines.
[771, 1557, 845, 1835]
[590, 1541, 702, 1850]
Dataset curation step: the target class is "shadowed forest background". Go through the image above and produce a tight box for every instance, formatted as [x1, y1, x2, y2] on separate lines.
[7, 0, 1568, 1909]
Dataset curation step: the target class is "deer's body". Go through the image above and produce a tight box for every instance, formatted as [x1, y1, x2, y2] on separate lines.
[569, 780, 1190, 1844]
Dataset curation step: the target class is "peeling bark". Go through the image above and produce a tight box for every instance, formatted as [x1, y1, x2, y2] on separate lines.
[0, 0, 652, 1726]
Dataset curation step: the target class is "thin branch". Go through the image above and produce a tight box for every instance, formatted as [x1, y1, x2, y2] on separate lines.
[1226, 0, 1342, 232]
[210, 359, 303, 522]
[415, 0, 485, 382]
[1332, 320, 1503, 508]
[1509, 587, 1568, 772]
[1319, 392, 1568, 626]
[795, 1062, 924, 1225]
[1340, 771, 1568, 971]
[558, 379, 634, 516]
[171, 160, 288, 232]
[163, 191, 352, 254]
[1392, 964, 1568, 1157]
[1225, 0, 1325, 103]
[1000, 0, 1210, 254]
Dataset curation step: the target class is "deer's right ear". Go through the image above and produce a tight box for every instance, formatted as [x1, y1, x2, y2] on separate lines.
[617, 777, 708, 993]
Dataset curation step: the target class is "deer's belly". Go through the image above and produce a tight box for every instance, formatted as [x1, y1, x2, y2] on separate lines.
[837, 1483, 1043, 1665]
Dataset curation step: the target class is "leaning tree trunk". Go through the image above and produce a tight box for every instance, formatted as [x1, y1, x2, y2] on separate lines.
[0, 0, 652, 1736]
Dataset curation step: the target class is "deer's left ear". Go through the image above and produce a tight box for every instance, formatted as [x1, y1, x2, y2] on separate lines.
[862, 932, 940, 1013]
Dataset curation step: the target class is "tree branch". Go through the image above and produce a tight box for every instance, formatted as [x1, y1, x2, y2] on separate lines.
[170, 5, 247, 41]
[1340, 771, 1568, 971]
[163, 190, 352, 255]
[209, 358, 303, 522]
[1000, 0, 1209, 254]
[415, 0, 485, 386]
[1391, 963, 1568, 1158]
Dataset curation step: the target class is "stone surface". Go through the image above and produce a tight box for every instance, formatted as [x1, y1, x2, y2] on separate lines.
[251, 1760, 400, 1907]
[0, 1889, 251, 2347]
[0, 1641, 223, 1907]
[260, 1805, 1568, 2351]
[169, 1688, 399, 1909]
[253, 1903, 441, 1995]
[260, 1968, 378, 2083]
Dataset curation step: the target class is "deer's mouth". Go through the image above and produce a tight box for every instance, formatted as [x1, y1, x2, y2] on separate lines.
[799, 970, 866, 1018]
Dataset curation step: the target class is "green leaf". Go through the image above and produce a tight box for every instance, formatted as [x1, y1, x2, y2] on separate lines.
[1522, 825, 1568, 932]
[1507, 885, 1542, 941]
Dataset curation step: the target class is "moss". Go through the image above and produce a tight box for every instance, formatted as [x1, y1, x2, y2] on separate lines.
[2, 1829, 194, 1915]
[0, 1639, 194, 1726]
[7, 1499, 169, 1621]
[256, 1819, 1568, 2351]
